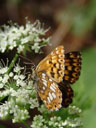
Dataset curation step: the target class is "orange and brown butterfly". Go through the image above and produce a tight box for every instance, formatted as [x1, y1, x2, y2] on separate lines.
[35, 45, 81, 111]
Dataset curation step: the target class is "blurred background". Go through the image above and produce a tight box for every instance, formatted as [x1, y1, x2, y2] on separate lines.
[0, 0, 96, 128]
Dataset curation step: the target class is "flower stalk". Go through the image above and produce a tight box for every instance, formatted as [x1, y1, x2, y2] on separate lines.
[22, 120, 30, 128]
[7, 53, 19, 74]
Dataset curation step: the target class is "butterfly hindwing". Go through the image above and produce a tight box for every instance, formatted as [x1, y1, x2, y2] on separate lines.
[58, 82, 74, 107]
[63, 52, 81, 84]
[37, 72, 62, 111]
[36, 46, 65, 83]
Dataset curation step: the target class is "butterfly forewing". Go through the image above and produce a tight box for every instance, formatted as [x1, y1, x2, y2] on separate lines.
[37, 72, 62, 111]
[36, 45, 65, 83]
[63, 52, 81, 84]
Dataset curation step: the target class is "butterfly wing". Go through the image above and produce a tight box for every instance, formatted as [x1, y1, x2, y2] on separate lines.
[36, 46, 82, 110]
[36, 45, 65, 83]
[37, 72, 62, 111]
[58, 82, 74, 107]
[63, 52, 81, 84]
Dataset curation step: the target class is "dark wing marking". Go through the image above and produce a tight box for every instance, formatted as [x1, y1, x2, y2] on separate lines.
[63, 52, 81, 84]
[58, 82, 74, 107]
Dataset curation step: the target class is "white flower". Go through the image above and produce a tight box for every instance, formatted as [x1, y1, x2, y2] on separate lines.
[0, 67, 8, 74]
[31, 115, 48, 128]
[0, 89, 10, 97]
[12, 108, 30, 123]
[17, 45, 24, 53]
[14, 64, 24, 73]
[14, 75, 19, 80]
[0, 20, 50, 53]
[19, 74, 25, 80]
[68, 105, 82, 114]
[31, 43, 40, 53]
[9, 72, 14, 77]
[0, 41, 7, 53]
[2, 74, 9, 84]
[0, 83, 4, 88]
[66, 117, 83, 127]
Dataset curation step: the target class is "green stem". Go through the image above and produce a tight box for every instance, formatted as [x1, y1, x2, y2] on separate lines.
[7, 53, 19, 74]
[23, 120, 30, 128]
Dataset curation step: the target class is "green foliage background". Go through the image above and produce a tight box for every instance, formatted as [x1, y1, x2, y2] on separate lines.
[73, 48, 96, 128]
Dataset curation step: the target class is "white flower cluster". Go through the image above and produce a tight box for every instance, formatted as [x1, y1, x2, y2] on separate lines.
[32, 105, 83, 128]
[31, 114, 83, 128]
[0, 62, 39, 123]
[68, 105, 82, 115]
[0, 20, 50, 53]
[0, 99, 30, 123]
[31, 115, 48, 128]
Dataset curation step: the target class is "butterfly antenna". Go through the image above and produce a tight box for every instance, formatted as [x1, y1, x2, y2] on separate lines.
[23, 61, 35, 67]
[19, 55, 35, 67]
[19, 54, 32, 63]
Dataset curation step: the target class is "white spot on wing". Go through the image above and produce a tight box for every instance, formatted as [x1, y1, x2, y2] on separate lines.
[56, 47, 58, 50]
[44, 100, 46, 103]
[51, 83, 56, 89]
[43, 81, 47, 87]
[49, 92, 53, 101]
[61, 49, 64, 53]
[43, 86, 45, 90]
[59, 54, 64, 58]
[42, 78, 47, 87]
[49, 79, 52, 82]
[42, 78, 47, 82]
[58, 59, 64, 63]
[56, 50, 59, 54]
[46, 60, 49, 64]
[42, 73, 46, 77]
[47, 97, 51, 103]
[52, 92, 56, 99]
[50, 85, 55, 92]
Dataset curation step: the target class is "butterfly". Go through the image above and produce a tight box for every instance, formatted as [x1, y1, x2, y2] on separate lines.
[35, 45, 81, 111]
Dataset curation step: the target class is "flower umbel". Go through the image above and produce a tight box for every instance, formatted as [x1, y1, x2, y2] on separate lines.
[32, 105, 83, 128]
[31, 108, 83, 128]
[0, 61, 38, 123]
[0, 20, 50, 54]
